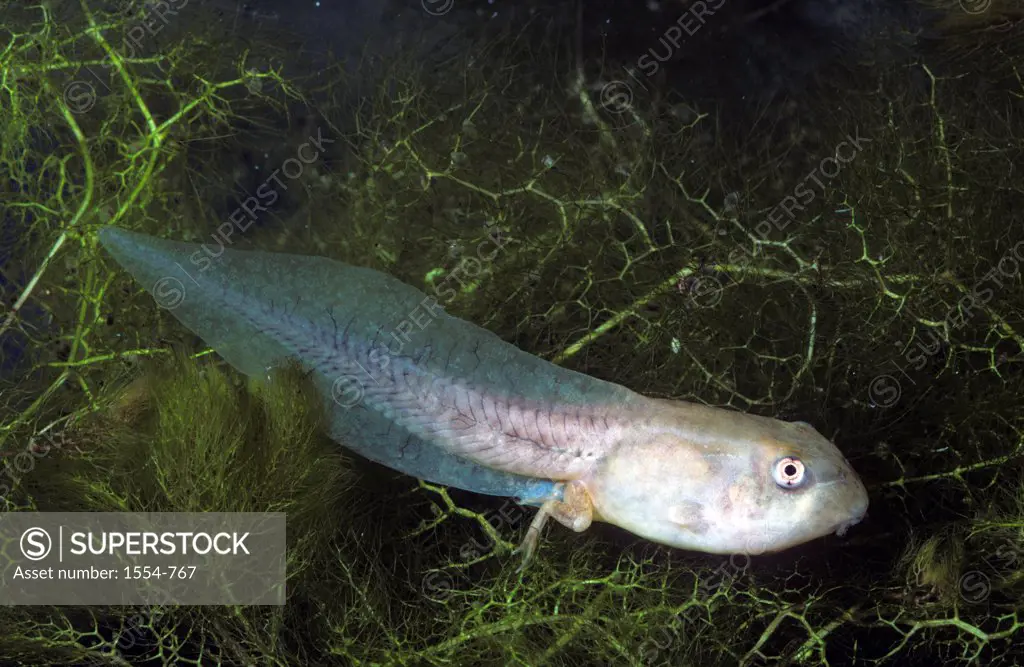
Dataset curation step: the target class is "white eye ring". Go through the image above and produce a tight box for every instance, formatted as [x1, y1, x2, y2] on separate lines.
[773, 457, 806, 488]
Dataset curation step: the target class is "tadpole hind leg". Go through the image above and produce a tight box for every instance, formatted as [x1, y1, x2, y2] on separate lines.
[514, 481, 594, 571]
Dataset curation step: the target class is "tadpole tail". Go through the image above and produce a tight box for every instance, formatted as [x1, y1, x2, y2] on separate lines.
[98, 227, 641, 503]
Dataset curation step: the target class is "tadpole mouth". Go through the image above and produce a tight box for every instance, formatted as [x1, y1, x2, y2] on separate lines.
[834, 509, 867, 537]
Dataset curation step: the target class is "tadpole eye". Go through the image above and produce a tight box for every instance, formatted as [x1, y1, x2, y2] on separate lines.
[772, 456, 806, 488]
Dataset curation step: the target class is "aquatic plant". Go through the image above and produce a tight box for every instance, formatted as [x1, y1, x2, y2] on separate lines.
[1, 1, 1023, 664]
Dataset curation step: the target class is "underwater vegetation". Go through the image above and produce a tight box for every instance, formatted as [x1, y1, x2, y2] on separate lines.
[0, 0, 1023, 665]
